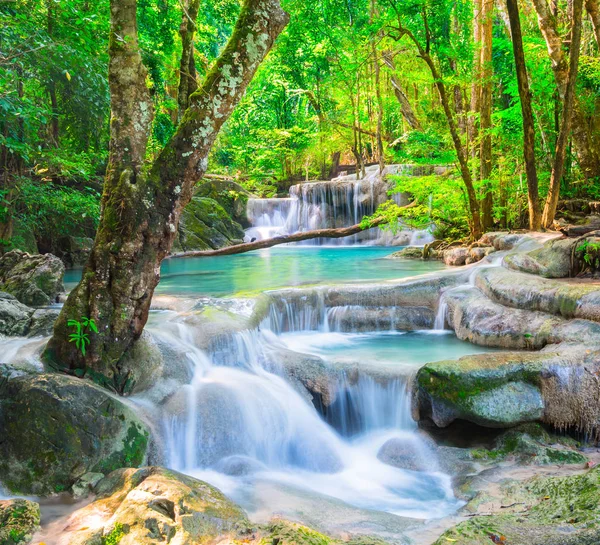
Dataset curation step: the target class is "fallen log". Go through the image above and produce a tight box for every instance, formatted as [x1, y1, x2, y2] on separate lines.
[169, 202, 414, 258]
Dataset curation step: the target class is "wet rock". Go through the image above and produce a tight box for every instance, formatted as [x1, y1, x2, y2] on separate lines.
[212, 455, 267, 476]
[195, 178, 252, 227]
[444, 284, 600, 349]
[504, 236, 579, 278]
[59, 467, 249, 545]
[466, 246, 493, 264]
[175, 196, 245, 252]
[0, 499, 40, 545]
[27, 308, 60, 337]
[415, 346, 600, 433]
[377, 433, 436, 472]
[388, 247, 424, 259]
[116, 331, 164, 395]
[0, 250, 64, 306]
[471, 423, 588, 466]
[474, 267, 600, 323]
[72, 472, 105, 499]
[443, 247, 469, 266]
[0, 372, 150, 496]
[434, 467, 600, 545]
[0, 292, 32, 336]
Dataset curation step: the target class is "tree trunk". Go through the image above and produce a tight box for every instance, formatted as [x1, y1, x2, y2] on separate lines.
[177, 0, 201, 120]
[542, 0, 583, 227]
[479, 0, 494, 229]
[382, 53, 422, 130]
[506, 0, 541, 230]
[531, 0, 600, 180]
[43, 0, 289, 391]
[372, 45, 385, 173]
[586, 0, 600, 46]
[172, 218, 389, 257]
[470, 0, 483, 160]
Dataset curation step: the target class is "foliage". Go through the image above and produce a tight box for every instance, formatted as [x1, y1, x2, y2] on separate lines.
[391, 130, 454, 164]
[576, 240, 600, 272]
[67, 317, 98, 356]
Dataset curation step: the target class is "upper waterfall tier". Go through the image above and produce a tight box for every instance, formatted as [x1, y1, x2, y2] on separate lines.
[244, 164, 445, 246]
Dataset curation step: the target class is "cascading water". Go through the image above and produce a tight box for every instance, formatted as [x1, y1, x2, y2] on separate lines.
[244, 164, 435, 246]
[148, 311, 459, 520]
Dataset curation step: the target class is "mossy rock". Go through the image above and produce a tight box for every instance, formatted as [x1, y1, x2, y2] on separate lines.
[0, 250, 64, 307]
[0, 499, 40, 545]
[260, 520, 391, 545]
[504, 236, 579, 278]
[58, 467, 250, 545]
[0, 371, 150, 496]
[416, 352, 549, 428]
[388, 247, 424, 259]
[471, 424, 587, 466]
[195, 179, 251, 227]
[176, 196, 245, 252]
[434, 467, 600, 544]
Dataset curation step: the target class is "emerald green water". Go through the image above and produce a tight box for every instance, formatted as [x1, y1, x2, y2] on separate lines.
[65, 247, 447, 297]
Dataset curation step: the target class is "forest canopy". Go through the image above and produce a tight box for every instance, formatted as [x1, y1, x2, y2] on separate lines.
[1, 0, 599, 247]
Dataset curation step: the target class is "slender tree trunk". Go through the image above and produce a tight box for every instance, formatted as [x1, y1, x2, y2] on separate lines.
[542, 0, 583, 227]
[480, 0, 494, 229]
[531, 0, 600, 180]
[372, 45, 385, 173]
[506, 0, 541, 230]
[382, 53, 422, 130]
[47, 1, 59, 146]
[586, 0, 600, 46]
[470, 0, 483, 162]
[177, 0, 201, 120]
[44, 0, 289, 390]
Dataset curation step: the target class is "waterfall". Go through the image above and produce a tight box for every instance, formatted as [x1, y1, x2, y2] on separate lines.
[151, 320, 459, 519]
[433, 293, 448, 330]
[243, 164, 434, 246]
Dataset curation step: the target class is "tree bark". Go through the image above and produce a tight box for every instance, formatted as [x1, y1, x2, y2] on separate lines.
[44, 0, 289, 390]
[542, 0, 583, 227]
[391, 18, 482, 238]
[586, 0, 600, 46]
[479, 0, 494, 229]
[531, 0, 600, 179]
[177, 0, 201, 120]
[506, 0, 542, 230]
[171, 217, 392, 257]
[382, 53, 423, 130]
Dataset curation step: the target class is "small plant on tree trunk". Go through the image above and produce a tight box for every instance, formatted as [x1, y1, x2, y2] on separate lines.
[67, 317, 98, 356]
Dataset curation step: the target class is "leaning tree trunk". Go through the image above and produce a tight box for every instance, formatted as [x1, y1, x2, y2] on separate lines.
[586, 0, 600, 46]
[43, 0, 289, 391]
[506, 0, 542, 230]
[542, 0, 583, 227]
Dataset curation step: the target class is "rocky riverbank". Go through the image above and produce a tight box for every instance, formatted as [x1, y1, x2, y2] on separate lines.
[1, 232, 600, 544]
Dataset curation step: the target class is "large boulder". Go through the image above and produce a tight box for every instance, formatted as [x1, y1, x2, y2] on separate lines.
[56, 467, 249, 545]
[415, 346, 600, 432]
[0, 372, 150, 495]
[0, 499, 40, 545]
[0, 250, 64, 306]
[195, 178, 252, 227]
[443, 247, 469, 266]
[175, 196, 245, 252]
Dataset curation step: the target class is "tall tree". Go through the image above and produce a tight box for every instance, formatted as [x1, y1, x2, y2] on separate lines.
[387, 1, 483, 238]
[43, 0, 289, 390]
[542, 0, 584, 227]
[531, 0, 600, 180]
[506, 0, 541, 230]
[177, 0, 201, 120]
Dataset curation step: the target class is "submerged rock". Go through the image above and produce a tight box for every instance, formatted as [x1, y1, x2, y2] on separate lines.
[58, 467, 249, 545]
[0, 372, 150, 495]
[0, 250, 64, 306]
[0, 499, 40, 545]
[377, 434, 437, 472]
